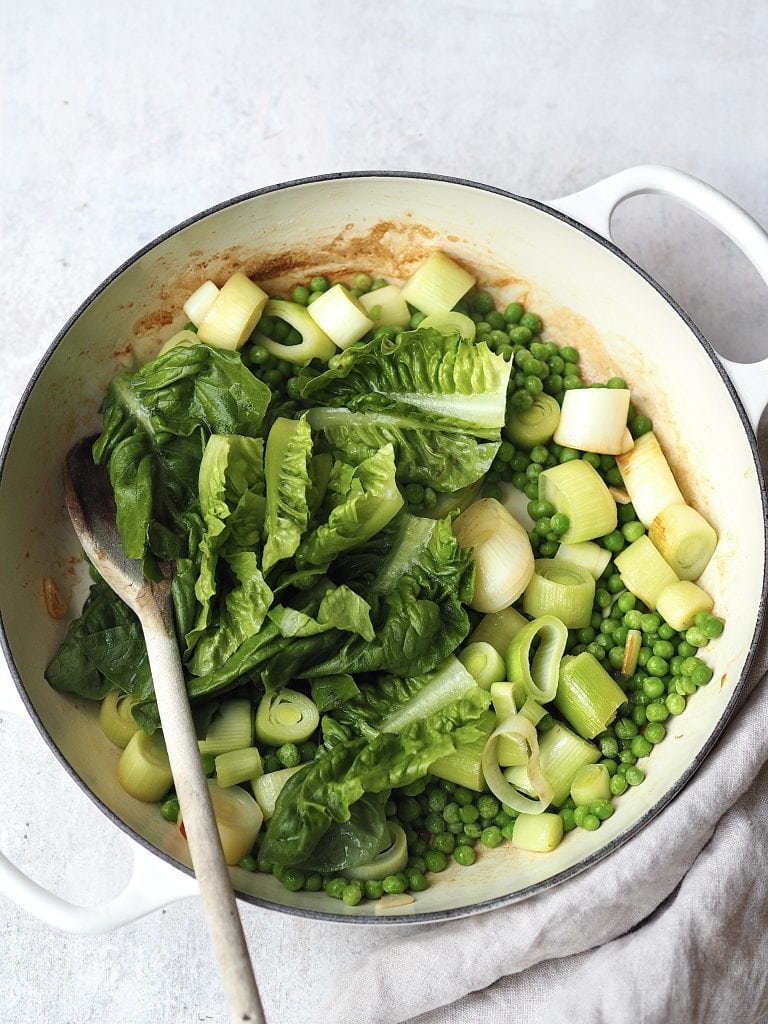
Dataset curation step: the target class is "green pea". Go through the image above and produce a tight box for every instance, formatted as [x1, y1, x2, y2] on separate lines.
[381, 874, 405, 895]
[324, 877, 347, 899]
[425, 789, 447, 815]
[625, 766, 645, 787]
[591, 799, 614, 820]
[581, 813, 600, 831]
[645, 655, 669, 678]
[160, 797, 180, 822]
[602, 530, 626, 553]
[600, 734, 619, 758]
[560, 808, 576, 832]
[685, 627, 709, 648]
[642, 676, 665, 700]
[646, 702, 669, 723]
[549, 512, 570, 535]
[621, 521, 645, 544]
[630, 735, 653, 758]
[238, 854, 257, 872]
[409, 311, 427, 329]
[290, 284, 310, 305]
[282, 868, 305, 892]
[630, 415, 653, 438]
[432, 831, 456, 854]
[424, 812, 445, 834]
[408, 870, 429, 892]
[454, 787, 474, 807]
[701, 615, 724, 639]
[504, 302, 524, 323]
[644, 722, 666, 744]
[398, 797, 421, 823]
[501, 821, 516, 841]
[424, 849, 448, 873]
[601, 758, 619, 776]
[666, 692, 686, 716]
[453, 845, 476, 866]
[363, 879, 383, 900]
[481, 826, 503, 848]
[276, 742, 300, 768]
[302, 872, 322, 892]
[615, 717, 638, 739]
[609, 773, 628, 796]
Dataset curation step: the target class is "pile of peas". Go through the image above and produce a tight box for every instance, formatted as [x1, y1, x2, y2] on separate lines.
[166, 276, 724, 901]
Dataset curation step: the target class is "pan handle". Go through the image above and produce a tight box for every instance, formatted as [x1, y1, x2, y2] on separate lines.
[0, 667, 198, 933]
[548, 165, 768, 432]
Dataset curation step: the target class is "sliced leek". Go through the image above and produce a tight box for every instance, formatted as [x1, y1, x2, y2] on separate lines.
[656, 580, 714, 631]
[359, 285, 411, 328]
[158, 329, 201, 356]
[538, 460, 617, 544]
[430, 731, 488, 791]
[469, 606, 528, 653]
[537, 721, 600, 806]
[344, 824, 408, 880]
[506, 615, 568, 704]
[452, 498, 534, 612]
[458, 642, 506, 690]
[188, 780, 263, 865]
[197, 272, 268, 350]
[117, 730, 172, 802]
[649, 502, 717, 581]
[183, 280, 220, 327]
[417, 311, 477, 341]
[554, 541, 612, 580]
[99, 691, 140, 749]
[251, 765, 305, 819]
[489, 682, 528, 767]
[616, 432, 684, 527]
[255, 689, 319, 746]
[614, 536, 679, 610]
[570, 763, 611, 805]
[523, 559, 595, 627]
[511, 812, 564, 852]
[198, 699, 253, 756]
[399, 250, 475, 315]
[555, 653, 627, 739]
[505, 393, 561, 449]
[482, 713, 553, 813]
[257, 299, 336, 364]
[554, 387, 631, 455]
[621, 628, 642, 676]
[215, 748, 264, 789]
[307, 283, 374, 349]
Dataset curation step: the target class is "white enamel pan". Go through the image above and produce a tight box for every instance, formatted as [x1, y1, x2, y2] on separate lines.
[1, 166, 767, 931]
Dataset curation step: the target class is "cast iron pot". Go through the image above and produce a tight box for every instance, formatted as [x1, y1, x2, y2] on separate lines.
[1, 165, 767, 931]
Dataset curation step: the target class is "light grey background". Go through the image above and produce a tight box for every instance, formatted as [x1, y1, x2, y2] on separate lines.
[1, 2, 766, 1022]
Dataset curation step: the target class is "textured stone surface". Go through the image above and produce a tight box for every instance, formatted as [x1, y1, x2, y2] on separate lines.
[1, 1, 767, 1021]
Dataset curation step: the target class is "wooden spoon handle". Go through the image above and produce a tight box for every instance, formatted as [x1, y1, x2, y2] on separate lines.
[142, 608, 265, 1024]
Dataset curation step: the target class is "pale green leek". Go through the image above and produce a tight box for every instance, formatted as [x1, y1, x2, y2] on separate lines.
[616, 431, 685, 527]
[306, 283, 373, 349]
[621, 628, 642, 676]
[505, 393, 561, 449]
[469, 606, 528, 653]
[523, 559, 595, 628]
[648, 502, 718, 581]
[255, 689, 319, 746]
[251, 765, 305, 819]
[537, 721, 600, 806]
[458, 642, 506, 690]
[656, 580, 714, 631]
[344, 824, 408, 880]
[158, 329, 201, 356]
[197, 272, 268, 351]
[555, 653, 627, 739]
[399, 250, 475, 315]
[538, 460, 617, 544]
[183, 279, 219, 327]
[511, 811, 564, 852]
[554, 541, 612, 580]
[554, 387, 631, 455]
[215, 748, 264, 789]
[198, 699, 253, 756]
[453, 499, 534, 612]
[117, 730, 173, 803]
[359, 284, 411, 327]
[203, 780, 263, 865]
[506, 615, 568, 704]
[417, 310, 477, 341]
[99, 691, 140, 749]
[482, 713, 553, 813]
[614, 536, 679, 610]
[570, 763, 611, 805]
[257, 299, 336, 364]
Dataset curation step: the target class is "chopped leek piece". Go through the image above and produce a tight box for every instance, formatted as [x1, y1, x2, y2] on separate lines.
[158, 329, 201, 356]
[489, 682, 529, 766]
[554, 388, 631, 455]
[554, 541, 612, 580]
[609, 485, 632, 505]
[257, 299, 336, 364]
[537, 721, 600, 806]
[400, 250, 475, 315]
[255, 689, 319, 746]
[649, 502, 718, 581]
[251, 765, 305, 819]
[489, 681, 518, 721]
[482, 713, 553, 813]
[614, 536, 679, 610]
[656, 580, 714, 631]
[498, 482, 535, 530]
[469, 606, 528, 653]
[359, 285, 411, 327]
[523, 559, 596, 627]
[616, 432, 685, 527]
[307, 283, 374, 349]
[511, 812, 563, 853]
[430, 727, 489, 792]
[570, 763, 611, 805]
[183, 279, 220, 327]
[117, 730, 172, 802]
[538, 460, 617, 544]
[620, 428, 635, 454]
[198, 699, 253, 756]
[555, 653, 627, 739]
[382, 657, 477, 733]
[506, 393, 561, 449]
[192, 780, 263, 865]
[458, 642, 506, 690]
[197, 272, 268, 350]
[453, 498, 534, 612]
[621, 628, 642, 676]
[506, 615, 568, 704]
[417, 311, 477, 341]
[344, 824, 408, 880]
[520, 697, 546, 727]
[99, 691, 140, 749]
[215, 747, 264, 789]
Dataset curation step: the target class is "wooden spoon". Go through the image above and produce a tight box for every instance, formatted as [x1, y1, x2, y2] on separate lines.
[64, 438, 265, 1024]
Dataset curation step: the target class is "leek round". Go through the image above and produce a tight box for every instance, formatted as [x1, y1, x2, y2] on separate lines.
[359, 284, 411, 328]
[555, 653, 627, 739]
[554, 387, 631, 455]
[306, 283, 374, 349]
[188, 780, 263, 866]
[251, 765, 305, 820]
[452, 498, 534, 612]
[197, 272, 268, 350]
[458, 642, 506, 690]
[99, 690, 140, 749]
[183, 279, 220, 327]
[255, 688, 320, 746]
[399, 250, 475, 315]
[117, 730, 173, 803]
[511, 811, 563, 853]
[258, 299, 336, 364]
[482, 713, 553, 814]
[649, 502, 718, 581]
[570, 763, 611, 805]
[538, 460, 617, 544]
[506, 614, 568, 704]
[344, 824, 408, 881]
[505, 393, 561, 449]
[656, 580, 714, 631]
[215, 748, 264, 789]
[554, 541, 611, 580]
[417, 311, 477, 341]
[469, 606, 528, 652]
[614, 535, 679, 610]
[616, 432, 685, 527]
[198, 699, 253, 756]
[538, 721, 600, 806]
[523, 559, 595, 627]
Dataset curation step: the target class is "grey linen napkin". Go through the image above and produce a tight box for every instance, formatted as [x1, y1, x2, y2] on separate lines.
[324, 635, 768, 1024]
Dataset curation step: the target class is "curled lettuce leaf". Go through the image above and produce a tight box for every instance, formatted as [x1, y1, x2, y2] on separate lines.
[262, 417, 313, 575]
[268, 585, 374, 642]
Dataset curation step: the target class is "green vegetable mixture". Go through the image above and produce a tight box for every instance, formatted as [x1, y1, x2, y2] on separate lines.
[47, 252, 724, 906]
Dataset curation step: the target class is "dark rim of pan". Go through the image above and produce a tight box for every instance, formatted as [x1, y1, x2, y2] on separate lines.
[1, 170, 766, 925]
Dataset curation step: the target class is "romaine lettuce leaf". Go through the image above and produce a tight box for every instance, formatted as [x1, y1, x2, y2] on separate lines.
[268, 585, 374, 642]
[262, 417, 313, 574]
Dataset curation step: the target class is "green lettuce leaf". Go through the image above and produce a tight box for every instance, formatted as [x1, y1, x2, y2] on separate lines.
[261, 688, 492, 866]
[262, 417, 313, 575]
[298, 791, 391, 873]
[268, 585, 374, 642]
